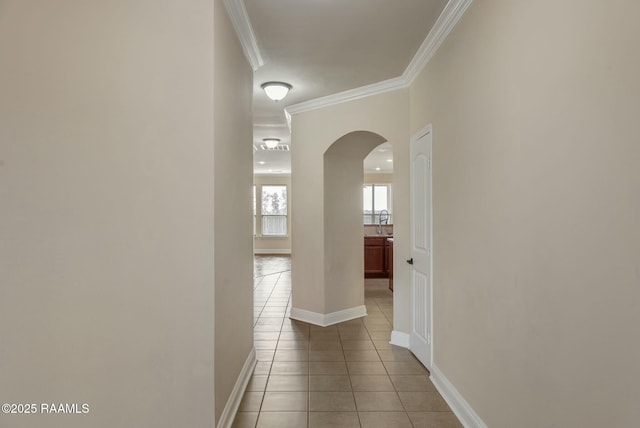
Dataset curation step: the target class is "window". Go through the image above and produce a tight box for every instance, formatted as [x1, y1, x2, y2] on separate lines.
[363, 184, 391, 224]
[261, 185, 287, 236]
[253, 185, 256, 236]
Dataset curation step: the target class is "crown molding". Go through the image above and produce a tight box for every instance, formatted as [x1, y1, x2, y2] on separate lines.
[403, 0, 473, 84]
[285, 0, 473, 116]
[286, 76, 406, 116]
[284, 108, 292, 133]
[222, 0, 265, 71]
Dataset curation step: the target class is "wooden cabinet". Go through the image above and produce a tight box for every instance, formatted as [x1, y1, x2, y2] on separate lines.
[364, 236, 387, 277]
[364, 236, 393, 282]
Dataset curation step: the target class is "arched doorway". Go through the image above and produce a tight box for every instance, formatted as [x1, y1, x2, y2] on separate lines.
[321, 131, 390, 320]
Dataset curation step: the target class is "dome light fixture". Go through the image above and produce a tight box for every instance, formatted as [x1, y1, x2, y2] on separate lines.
[261, 81, 292, 101]
[263, 138, 281, 149]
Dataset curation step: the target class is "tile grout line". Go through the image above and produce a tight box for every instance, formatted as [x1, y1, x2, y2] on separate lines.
[255, 270, 289, 422]
[244, 258, 458, 427]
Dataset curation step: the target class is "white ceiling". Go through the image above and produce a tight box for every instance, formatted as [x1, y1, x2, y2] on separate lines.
[253, 142, 393, 175]
[363, 143, 394, 174]
[246, 0, 448, 175]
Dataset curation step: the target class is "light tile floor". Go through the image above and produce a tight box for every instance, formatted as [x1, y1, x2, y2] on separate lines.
[233, 255, 462, 428]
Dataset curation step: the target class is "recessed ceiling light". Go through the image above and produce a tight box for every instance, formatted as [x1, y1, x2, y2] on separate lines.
[375, 167, 381, 171]
[378, 148, 388, 152]
[261, 82, 292, 102]
[387, 159, 393, 162]
[258, 161, 266, 165]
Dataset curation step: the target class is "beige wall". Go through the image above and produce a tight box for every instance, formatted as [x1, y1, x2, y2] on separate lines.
[291, 90, 410, 329]
[214, 0, 254, 424]
[0, 1, 253, 427]
[365, 173, 393, 184]
[253, 175, 292, 254]
[324, 132, 386, 313]
[410, 0, 640, 426]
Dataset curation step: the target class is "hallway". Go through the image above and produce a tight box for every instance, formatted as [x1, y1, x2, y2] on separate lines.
[232, 256, 461, 428]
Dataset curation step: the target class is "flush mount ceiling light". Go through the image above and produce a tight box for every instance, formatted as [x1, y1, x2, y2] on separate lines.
[261, 82, 292, 101]
[263, 138, 281, 149]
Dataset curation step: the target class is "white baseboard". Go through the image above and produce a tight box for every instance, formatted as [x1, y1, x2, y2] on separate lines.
[216, 348, 257, 428]
[253, 249, 291, 255]
[390, 330, 410, 348]
[430, 364, 487, 428]
[290, 305, 367, 327]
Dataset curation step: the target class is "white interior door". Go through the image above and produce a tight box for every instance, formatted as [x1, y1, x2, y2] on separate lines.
[409, 129, 432, 369]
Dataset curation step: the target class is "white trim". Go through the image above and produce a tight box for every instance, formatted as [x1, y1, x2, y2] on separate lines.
[290, 307, 325, 326]
[286, 77, 406, 116]
[390, 330, 410, 348]
[222, 0, 265, 71]
[284, 0, 473, 116]
[430, 364, 487, 428]
[253, 249, 292, 255]
[403, 0, 473, 85]
[411, 124, 434, 144]
[216, 348, 257, 428]
[285, 109, 293, 134]
[411, 123, 433, 142]
[290, 305, 367, 327]
[324, 305, 367, 326]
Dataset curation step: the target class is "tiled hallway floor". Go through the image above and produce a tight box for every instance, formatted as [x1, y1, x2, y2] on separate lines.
[233, 255, 462, 428]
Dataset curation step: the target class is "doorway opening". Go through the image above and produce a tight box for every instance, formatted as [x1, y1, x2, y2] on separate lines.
[322, 131, 394, 325]
[363, 143, 394, 294]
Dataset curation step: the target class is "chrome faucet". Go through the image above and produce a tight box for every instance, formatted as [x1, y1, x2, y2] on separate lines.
[377, 209, 390, 234]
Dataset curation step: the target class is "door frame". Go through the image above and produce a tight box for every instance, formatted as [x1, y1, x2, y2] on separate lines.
[409, 124, 434, 369]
